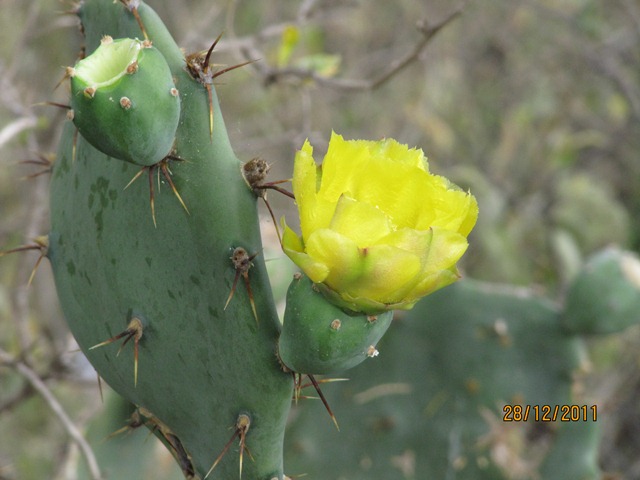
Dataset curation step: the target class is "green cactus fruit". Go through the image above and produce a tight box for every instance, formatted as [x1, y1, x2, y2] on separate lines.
[561, 247, 640, 334]
[279, 274, 393, 374]
[69, 36, 180, 166]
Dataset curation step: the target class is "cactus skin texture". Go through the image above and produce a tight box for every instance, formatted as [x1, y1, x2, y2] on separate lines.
[49, 1, 292, 478]
[283, 274, 625, 479]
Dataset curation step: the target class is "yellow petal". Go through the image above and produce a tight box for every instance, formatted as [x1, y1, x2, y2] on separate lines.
[349, 160, 433, 229]
[346, 244, 422, 304]
[368, 229, 435, 302]
[407, 267, 461, 301]
[282, 221, 330, 282]
[293, 141, 319, 237]
[457, 193, 479, 237]
[304, 229, 362, 289]
[281, 219, 304, 253]
[319, 134, 433, 230]
[413, 182, 478, 234]
[373, 137, 427, 171]
[373, 227, 433, 257]
[329, 195, 393, 247]
[293, 140, 342, 239]
[422, 227, 469, 274]
[318, 132, 371, 203]
[384, 228, 467, 303]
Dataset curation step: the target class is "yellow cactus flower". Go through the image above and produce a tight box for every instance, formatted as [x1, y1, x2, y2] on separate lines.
[282, 132, 478, 314]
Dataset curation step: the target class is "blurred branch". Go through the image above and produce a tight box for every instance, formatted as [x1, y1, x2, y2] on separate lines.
[239, 3, 466, 91]
[218, 1, 320, 53]
[0, 348, 102, 480]
[4, 2, 41, 84]
[0, 117, 38, 150]
[221, 0, 360, 50]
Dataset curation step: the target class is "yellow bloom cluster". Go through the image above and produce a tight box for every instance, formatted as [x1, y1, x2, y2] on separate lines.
[282, 132, 478, 314]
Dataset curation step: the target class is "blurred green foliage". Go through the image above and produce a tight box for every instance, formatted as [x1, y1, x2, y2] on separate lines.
[1, 0, 639, 478]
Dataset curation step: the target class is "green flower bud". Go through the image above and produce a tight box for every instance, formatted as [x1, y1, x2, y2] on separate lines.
[69, 37, 180, 166]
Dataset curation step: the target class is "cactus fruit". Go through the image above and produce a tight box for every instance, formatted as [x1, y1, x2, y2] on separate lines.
[69, 36, 181, 166]
[278, 274, 393, 374]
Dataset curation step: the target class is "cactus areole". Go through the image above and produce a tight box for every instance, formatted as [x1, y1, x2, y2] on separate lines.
[69, 36, 180, 166]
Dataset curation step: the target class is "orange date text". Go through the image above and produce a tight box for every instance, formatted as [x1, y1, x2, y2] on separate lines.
[502, 404, 597, 422]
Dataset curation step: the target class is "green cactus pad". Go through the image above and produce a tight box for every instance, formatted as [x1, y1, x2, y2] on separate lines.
[70, 37, 180, 166]
[279, 274, 393, 374]
[561, 248, 640, 334]
[50, 1, 293, 478]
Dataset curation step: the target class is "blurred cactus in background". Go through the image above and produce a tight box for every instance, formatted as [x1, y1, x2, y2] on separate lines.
[1, 0, 640, 479]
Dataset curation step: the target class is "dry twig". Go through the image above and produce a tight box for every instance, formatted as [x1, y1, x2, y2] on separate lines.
[244, 4, 467, 91]
[0, 348, 102, 480]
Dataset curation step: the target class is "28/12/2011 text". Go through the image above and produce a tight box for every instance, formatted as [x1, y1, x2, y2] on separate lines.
[503, 404, 597, 422]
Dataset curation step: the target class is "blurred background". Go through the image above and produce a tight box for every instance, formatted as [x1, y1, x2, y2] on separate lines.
[0, 0, 639, 478]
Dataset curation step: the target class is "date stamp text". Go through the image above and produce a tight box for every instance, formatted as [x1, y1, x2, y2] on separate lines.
[503, 404, 597, 422]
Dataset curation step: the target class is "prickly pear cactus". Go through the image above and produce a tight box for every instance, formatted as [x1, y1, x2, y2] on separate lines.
[26, 0, 633, 478]
[34, 1, 484, 477]
[49, 1, 293, 478]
